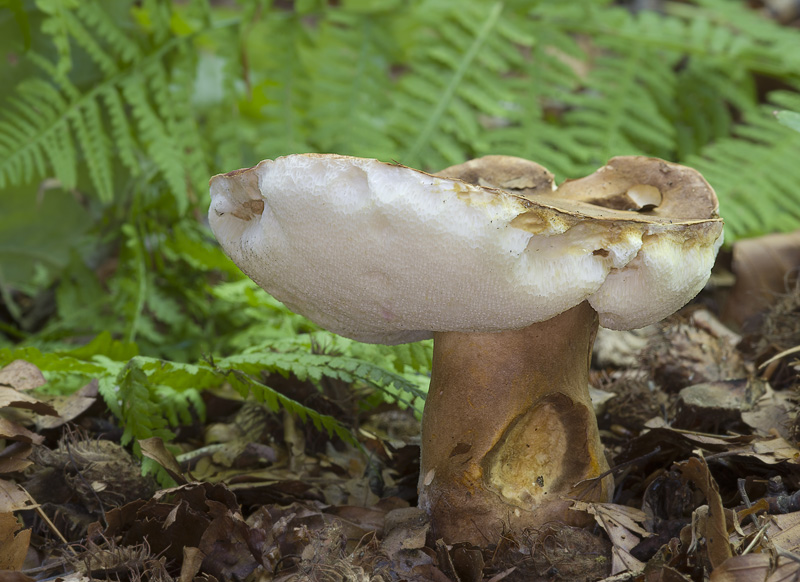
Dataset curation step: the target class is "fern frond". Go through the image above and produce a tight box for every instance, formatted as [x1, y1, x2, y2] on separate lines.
[35, 0, 78, 77]
[75, 2, 142, 65]
[101, 85, 140, 176]
[401, 2, 504, 167]
[689, 91, 800, 239]
[304, 10, 396, 159]
[776, 110, 800, 134]
[253, 10, 314, 158]
[122, 70, 189, 208]
[0, 2, 213, 207]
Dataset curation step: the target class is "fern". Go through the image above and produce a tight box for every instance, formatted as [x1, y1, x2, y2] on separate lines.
[688, 91, 800, 239]
[777, 110, 800, 134]
[251, 9, 315, 158]
[0, 1, 212, 209]
[304, 8, 397, 159]
[390, 1, 512, 170]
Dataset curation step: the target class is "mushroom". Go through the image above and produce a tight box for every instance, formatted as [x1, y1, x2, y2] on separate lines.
[209, 153, 723, 545]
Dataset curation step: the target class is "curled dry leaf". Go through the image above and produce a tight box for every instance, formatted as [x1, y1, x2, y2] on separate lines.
[0, 442, 34, 473]
[0, 386, 57, 416]
[138, 436, 187, 485]
[677, 456, 732, 569]
[36, 379, 98, 430]
[0, 418, 43, 445]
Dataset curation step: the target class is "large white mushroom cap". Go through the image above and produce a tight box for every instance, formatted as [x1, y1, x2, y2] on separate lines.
[209, 154, 723, 344]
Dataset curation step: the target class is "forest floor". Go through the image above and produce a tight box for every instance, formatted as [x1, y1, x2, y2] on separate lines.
[2, 232, 800, 582]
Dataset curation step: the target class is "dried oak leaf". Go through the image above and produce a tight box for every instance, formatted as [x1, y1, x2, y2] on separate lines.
[103, 482, 270, 580]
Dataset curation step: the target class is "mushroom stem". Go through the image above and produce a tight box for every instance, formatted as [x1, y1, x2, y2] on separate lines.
[418, 301, 613, 544]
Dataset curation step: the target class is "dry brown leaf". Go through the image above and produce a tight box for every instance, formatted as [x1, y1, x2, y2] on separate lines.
[36, 379, 98, 430]
[768, 557, 800, 581]
[677, 456, 732, 568]
[0, 480, 36, 513]
[709, 554, 771, 581]
[179, 547, 205, 582]
[0, 571, 36, 582]
[138, 436, 187, 485]
[748, 437, 800, 463]
[0, 386, 57, 416]
[742, 387, 797, 440]
[0, 443, 33, 474]
[0, 360, 46, 391]
[572, 500, 649, 574]
[0, 512, 31, 570]
[0, 419, 42, 445]
[767, 512, 800, 553]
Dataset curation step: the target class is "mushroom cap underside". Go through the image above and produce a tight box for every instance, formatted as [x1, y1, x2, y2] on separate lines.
[209, 154, 723, 344]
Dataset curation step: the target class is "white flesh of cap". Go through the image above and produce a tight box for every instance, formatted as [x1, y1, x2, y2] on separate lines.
[209, 154, 722, 343]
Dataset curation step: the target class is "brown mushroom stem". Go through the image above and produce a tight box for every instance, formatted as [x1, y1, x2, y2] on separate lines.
[418, 301, 613, 544]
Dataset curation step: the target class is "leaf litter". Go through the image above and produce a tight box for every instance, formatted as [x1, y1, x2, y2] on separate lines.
[2, 233, 800, 580]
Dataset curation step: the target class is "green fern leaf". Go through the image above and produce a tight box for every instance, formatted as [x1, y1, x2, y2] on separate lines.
[76, 2, 142, 64]
[36, 0, 78, 77]
[776, 110, 800, 134]
[689, 91, 800, 239]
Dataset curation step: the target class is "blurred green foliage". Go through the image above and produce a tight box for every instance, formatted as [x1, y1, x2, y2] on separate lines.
[1, 0, 800, 457]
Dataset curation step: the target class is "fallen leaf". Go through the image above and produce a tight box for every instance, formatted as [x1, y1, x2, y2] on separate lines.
[0, 443, 33, 474]
[709, 554, 770, 582]
[36, 379, 98, 430]
[0, 480, 36, 513]
[768, 557, 800, 581]
[0, 512, 31, 570]
[0, 387, 57, 416]
[0, 419, 43, 445]
[572, 501, 650, 574]
[677, 456, 732, 568]
[0, 571, 36, 582]
[767, 512, 800, 552]
[748, 437, 800, 464]
[0, 360, 46, 391]
[741, 386, 797, 440]
[179, 547, 205, 582]
[138, 437, 187, 485]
